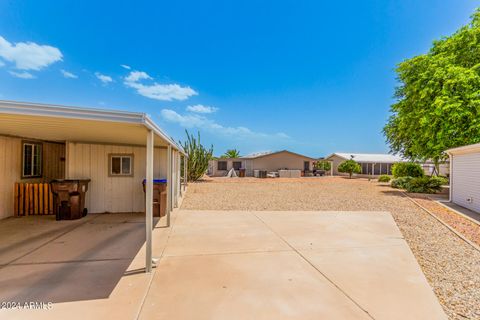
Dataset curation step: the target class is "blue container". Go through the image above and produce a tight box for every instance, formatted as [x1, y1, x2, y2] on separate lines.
[142, 179, 167, 184]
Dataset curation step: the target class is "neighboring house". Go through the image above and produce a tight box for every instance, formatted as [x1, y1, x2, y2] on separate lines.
[446, 143, 480, 213]
[325, 153, 405, 177]
[208, 150, 317, 177]
[0, 100, 187, 222]
[420, 160, 450, 177]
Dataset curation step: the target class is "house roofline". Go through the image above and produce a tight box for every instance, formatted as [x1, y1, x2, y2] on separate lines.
[0, 100, 185, 155]
[446, 143, 480, 155]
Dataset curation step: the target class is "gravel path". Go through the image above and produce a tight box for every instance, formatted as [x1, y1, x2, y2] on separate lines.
[182, 177, 480, 319]
[408, 194, 480, 248]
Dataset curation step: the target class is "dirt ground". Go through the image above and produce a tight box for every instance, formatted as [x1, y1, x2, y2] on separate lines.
[182, 176, 480, 320]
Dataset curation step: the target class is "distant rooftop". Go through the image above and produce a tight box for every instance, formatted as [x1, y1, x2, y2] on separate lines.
[241, 151, 274, 159]
[328, 152, 406, 163]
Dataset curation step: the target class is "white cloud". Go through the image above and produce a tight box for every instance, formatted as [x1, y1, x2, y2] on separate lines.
[160, 109, 290, 140]
[95, 72, 113, 84]
[9, 71, 35, 79]
[61, 69, 78, 79]
[186, 104, 218, 114]
[0, 60, 4, 67]
[121, 64, 131, 70]
[124, 70, 197, 101]
[125, 70, 151, 82]
[0, 36, 62, 71]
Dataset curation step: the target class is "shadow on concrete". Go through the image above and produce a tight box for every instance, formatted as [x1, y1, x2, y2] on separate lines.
[0, 213, 149, 304]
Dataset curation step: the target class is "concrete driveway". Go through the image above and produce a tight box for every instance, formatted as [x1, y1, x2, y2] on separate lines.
[0, 210, 447, 320]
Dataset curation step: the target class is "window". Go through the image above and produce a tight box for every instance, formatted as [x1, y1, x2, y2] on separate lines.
[218, 161, 227, 171]
[22, 142, 42, 178]
[109, 154, 133, 176]
[232, 161, 242, 170]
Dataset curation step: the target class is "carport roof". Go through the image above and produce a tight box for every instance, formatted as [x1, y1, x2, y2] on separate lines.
[0, 100, 185, 154]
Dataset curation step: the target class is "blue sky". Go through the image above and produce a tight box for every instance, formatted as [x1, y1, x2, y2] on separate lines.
[0, 1, 477, 157]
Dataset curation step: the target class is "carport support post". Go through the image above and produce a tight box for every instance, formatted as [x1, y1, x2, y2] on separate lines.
[167, 144, 172, 227]
[145, 129, 154, 273]
[183, 155, 187, 191]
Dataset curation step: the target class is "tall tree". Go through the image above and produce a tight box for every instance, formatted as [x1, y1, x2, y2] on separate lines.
[384, 8, 480, 171]
[221, 149, 241, 158]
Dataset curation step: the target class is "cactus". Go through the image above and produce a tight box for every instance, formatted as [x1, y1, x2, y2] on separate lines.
[180, 130, 213, 182]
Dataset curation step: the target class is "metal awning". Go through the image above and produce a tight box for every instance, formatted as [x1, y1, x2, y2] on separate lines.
[0, 100, 185, 154]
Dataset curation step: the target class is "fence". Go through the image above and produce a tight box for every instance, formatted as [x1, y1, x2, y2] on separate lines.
[14, 183, 54, 216]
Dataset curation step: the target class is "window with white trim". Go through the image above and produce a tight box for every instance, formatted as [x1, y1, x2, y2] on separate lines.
[109, 154, 133, 176]
[22, 142, 42, 178]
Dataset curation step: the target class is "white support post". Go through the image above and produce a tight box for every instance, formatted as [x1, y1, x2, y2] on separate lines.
[184, 155, 188, 191]
[177, 152, 181, 204]
[145, 130, 154, 273]
[167, 145, 172, 227]
[330, 161, 333, 176]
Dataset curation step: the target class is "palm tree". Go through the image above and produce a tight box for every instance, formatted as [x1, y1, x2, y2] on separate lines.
[221, 149, 240, 158]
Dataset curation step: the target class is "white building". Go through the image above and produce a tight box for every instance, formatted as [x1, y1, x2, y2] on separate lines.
[325, 153, 405, 177]
[446, 143, 480, 213]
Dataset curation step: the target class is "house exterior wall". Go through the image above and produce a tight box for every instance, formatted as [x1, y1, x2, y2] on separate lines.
[327, 154, 397, 177]
[451, 152, 480, 213]
[252, 152, 312, 172]
[208, 159, 251, 177]
[66, 142, 169, 213]
[208, 152, 313, 177]
[328, 155, 346, 176]
[0, 135, 65, 219]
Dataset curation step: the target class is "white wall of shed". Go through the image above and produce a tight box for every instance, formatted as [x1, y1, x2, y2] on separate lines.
[66, 142, 168, 213]
[451, 152, 480, 213]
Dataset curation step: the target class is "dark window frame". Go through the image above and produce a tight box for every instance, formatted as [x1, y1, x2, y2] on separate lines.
[217, 161, 227, 171]
[232, 161, 242, 170]
[21, 140, 43, 179]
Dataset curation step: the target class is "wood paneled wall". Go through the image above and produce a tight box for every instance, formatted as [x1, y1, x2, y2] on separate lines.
[0, 136, 65, 219]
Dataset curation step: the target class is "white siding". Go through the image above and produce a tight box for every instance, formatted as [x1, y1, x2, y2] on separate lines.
[66, 142, 168, 213]
[452, 152, 480, 213]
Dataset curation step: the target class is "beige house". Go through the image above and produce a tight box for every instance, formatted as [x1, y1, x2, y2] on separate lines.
[326, 153, 405, 177]
[446, 143, 480, 213]
[208, 150, 317, 177]
[0, 100, 187, 272]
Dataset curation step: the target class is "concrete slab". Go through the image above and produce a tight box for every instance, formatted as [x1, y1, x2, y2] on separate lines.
[0, 210, 447, 320]
[301, 245, 447, 320]
[256, 211, 405, 250]
[0, 215, 97, 265]
[15, 217, 145, 263]
[163, 210, 290, 256]
[139, 251, 372, 320]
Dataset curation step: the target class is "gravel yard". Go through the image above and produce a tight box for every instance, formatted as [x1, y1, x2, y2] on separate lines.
[182, 176, 480, 320]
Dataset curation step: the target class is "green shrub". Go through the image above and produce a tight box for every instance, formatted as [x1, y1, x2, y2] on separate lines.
[391, 176, 413, 189]
[405, 176, 444, 194]
[392, 162, 424, 178]
[378, 175, 392, 182]
[433, 176, 449, 186]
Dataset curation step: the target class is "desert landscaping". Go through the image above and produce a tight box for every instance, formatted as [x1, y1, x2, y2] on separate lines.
[182, 176, 480, 320]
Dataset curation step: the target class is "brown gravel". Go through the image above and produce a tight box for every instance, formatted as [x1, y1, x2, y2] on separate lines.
[182, 176, 480, 320]
[408, 194, 480, 248]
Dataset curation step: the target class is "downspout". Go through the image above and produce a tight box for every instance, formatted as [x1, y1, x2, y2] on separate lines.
[448, 152, 453, 202]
